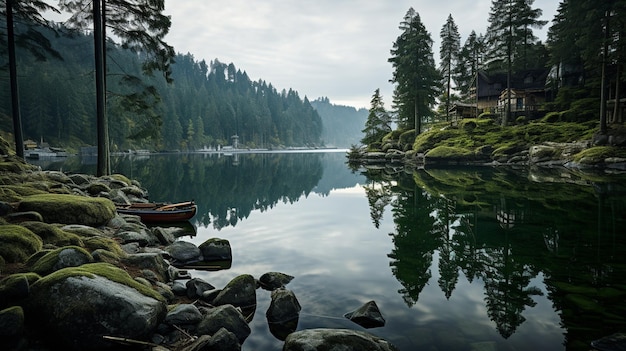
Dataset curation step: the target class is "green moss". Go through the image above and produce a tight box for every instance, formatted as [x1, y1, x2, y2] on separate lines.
[109, 174, 132, 186]
[0, 184, 49, 203]
[574, 146, 626, 164]
[426, 146, 474, 159]
[0, 225, 43, 263]
[31, 262, 164, 302]
[30, 246, 94, 275]
[0, 272, 42, 289]
[82, 236, 126, 257]
[20, 221, 83, 247]
[17, 194, 116, 226]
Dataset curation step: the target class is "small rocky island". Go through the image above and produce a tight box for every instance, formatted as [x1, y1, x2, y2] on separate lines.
[0, 136, 397, 351]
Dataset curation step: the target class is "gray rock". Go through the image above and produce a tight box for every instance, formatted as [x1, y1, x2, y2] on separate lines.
[121, 253, 169, 282]
[344, 300, 386, 328]
[266, 288, 301, 323]
[171, 280, 187, 296]
[61, 224, 106, 238]
[259, 271, 294, 290]
[27, 267, 166, 350]
[283, 328, 399, 351]
[115, 230, 157, 246]
[165, 304, 203, 326]
[213, 274, 257, 309]
[198, 238, 232, 261]
[165, 241, 202, 266]
[197, 304, 251, 344]
[152, 227, 177, 245]
[591, 332, 626, 351]
[186, 277, 215, 299]
[31, 246, 94, 276]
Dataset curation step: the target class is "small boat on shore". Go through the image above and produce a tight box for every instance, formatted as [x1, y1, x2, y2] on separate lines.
[116, 201, 197, 223]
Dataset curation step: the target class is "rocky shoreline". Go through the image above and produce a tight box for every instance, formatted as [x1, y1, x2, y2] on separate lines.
[0, 151, 397, 351]
[348, 140, 626, 172]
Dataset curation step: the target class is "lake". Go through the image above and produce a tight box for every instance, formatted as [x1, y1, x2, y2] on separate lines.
[29, 151, 626, 351]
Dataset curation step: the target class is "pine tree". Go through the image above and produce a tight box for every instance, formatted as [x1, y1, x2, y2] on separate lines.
[439, 14, 461, 121]
[361, 88, 391, 146]
[389, 8, 441, 133]
[485, 0, 546, 126]
[59, 0, 174, 175]
[455, 31, 485, 103]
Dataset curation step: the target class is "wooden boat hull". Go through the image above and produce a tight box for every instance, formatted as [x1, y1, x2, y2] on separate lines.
[116, 201, 197, 223]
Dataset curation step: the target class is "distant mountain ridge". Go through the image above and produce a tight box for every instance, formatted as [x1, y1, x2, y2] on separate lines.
[310, 97, 367, 148]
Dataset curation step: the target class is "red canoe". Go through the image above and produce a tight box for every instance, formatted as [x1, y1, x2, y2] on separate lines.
[116, 201, 197, 223]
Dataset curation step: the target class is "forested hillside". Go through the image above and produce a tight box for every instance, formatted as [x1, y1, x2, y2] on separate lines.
[0, 23, 324, 151]
[310, 97, 367, 148]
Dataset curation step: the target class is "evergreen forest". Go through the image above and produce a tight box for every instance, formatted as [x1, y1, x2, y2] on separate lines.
[0, 21, 325, 152]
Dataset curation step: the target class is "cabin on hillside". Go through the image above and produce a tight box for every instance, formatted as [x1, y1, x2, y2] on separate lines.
[470, 69, 550, 120]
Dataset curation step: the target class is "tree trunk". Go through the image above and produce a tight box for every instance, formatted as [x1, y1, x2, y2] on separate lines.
[7, 0, 25, 158]
[613, 61, 621, 124]
[94, 0, 110, 175]
[599, 10, 609, 134]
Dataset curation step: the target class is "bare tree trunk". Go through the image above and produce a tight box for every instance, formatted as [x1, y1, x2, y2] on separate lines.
[599, 10, 610, 134]
[613, 61, 621, 124]
[94, 0, 110, 176]
[7, 0, 24, 158]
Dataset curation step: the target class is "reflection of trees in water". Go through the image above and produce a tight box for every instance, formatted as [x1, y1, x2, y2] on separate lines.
[110, 153, 325, 229]
[362, 166, 626, 341]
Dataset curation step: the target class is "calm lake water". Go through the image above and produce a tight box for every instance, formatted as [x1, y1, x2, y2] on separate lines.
[30, 151, 626, 351]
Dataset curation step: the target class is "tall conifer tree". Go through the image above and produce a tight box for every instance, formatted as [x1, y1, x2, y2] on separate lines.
[439, 14, 460, 121]
[389, 8, 440, 134]
[361, 88, 391, 146]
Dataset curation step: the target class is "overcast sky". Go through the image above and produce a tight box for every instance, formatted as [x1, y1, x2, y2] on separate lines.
[162, 1, 559, 110]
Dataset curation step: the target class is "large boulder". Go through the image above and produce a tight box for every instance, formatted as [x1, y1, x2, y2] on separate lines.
[18, 194, 116, 226]
[25, 262, 166, 350]
[283, 328, 399, 351]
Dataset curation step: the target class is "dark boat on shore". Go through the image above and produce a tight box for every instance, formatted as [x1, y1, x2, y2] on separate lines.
[116, 201, 197, 223]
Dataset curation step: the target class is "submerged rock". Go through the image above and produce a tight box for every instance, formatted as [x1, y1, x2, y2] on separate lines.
[283, 328, 399, 351]
[344, 300, 386, 328]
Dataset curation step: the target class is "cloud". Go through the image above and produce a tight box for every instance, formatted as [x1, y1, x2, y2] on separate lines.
[164, 0, 558, 109]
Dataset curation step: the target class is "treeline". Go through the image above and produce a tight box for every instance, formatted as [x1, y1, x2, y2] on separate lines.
[309, 97, 367, 148]
[0, 22, 323, 151]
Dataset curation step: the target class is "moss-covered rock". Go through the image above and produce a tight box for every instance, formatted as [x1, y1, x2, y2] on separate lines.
[20, 221, 83, 247]
[0, 225, 43, 263]
[30, 246, 94, 276]
[17, 194, 116, 226]
[82, 236, 126, 257]
[0, 305, 24, 338]
[26, 262, 166, 350]
[0, 185, 48, 202]
[0, 272, 41, 308]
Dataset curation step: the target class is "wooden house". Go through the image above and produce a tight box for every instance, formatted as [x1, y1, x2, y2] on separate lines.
[472, 69, 550, 119]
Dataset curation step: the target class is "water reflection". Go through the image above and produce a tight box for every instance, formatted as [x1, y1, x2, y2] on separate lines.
[361, 166, 626, 349]
[29, 153, 626, 350]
